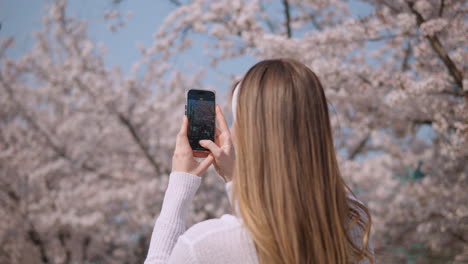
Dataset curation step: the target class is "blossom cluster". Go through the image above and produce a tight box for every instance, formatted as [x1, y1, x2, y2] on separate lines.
[1, 0, 466, 263]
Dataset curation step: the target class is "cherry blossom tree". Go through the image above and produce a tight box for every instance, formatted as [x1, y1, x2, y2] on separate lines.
[1, 1, 229, 263]
[1, 0, 466, 263]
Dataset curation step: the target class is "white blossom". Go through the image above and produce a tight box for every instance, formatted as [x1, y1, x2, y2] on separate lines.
[420, 18, 448, 36]
[1, 0, 466, 263]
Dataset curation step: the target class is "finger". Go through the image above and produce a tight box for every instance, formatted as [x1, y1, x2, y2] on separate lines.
[214, 128, 221, 145]
[215, 127, 221, 141]
[176, 116, 189, 147]
[215, 125, 233, 148]
[195, 154, 214, 175]
[199, 139, 222, 157]
[178, 115, 188, 137]
[216, 105, 230, 134]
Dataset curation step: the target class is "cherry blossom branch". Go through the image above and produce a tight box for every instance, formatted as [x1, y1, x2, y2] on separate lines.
[117, 113, 164, 174]
[0, 38, 13, 59]
[0, 177, 20, 203]
[1, 174, 52, 264]
[439, 0, 445, 17]
[168, 0, 182, 6]
[449, 230, 468, 245]
[406, 1, 463, 89]
[2, 79, 67, 158]
[393, 213, 468, 246]
[54, 5, 167, 176]
[27, 227, 49, 263]
[309, 32, 417, 47]
[413, 119, 432, 125]
[282, 0, 292, 38]
[349, 134, 370, 160]
[401, 40, 412, 71]
[421, 88, 467, 98]
[82, 236, 91, 262]
[308, 12, 323, 31]
[0, 77, 117, 181]
[58, 229, 71, 264]
[72, 77, 165, 175]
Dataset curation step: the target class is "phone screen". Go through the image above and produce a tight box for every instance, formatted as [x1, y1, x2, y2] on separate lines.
[186, 90, 215, 151]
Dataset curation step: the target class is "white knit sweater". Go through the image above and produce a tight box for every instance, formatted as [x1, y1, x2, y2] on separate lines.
[144, 172, 373, 264]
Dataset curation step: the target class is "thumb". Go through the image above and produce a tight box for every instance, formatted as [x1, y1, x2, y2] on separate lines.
[199, 140, 221, 157]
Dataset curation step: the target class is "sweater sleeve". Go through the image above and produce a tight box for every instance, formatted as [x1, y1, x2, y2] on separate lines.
[144, 171, 201, 264]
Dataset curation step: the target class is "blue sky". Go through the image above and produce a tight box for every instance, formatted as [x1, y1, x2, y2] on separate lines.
[0, 0, 373, 94]
[4, 1, 436, 159]
[1, 0, 177, 70]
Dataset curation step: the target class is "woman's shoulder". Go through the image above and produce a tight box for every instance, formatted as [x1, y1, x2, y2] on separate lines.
[182, 214, 245, 243]
[179, 214, 258, 263]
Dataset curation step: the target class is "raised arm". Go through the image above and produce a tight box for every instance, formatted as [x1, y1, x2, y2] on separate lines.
[144, 172, 201, 264]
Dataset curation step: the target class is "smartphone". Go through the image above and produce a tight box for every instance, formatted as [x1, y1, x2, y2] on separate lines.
[185, 89, 216, 152]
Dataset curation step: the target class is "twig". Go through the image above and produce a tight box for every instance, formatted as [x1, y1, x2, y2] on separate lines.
[28, 227, 49, 263]
[82, 236, 91, 261]
[449, 230, 468, 245]
[282, 0, 292, 38]
[439, 0, 445, 17]
[169, 0, 182, 6]
[58, 230, 71, 264]
[118, 113, 163, 175]
[0, 76, 116, 181]
[349, 134, 370, 160]
[401, 40, 412, 71]
[73, 77, 164, 175]
[308, 13, 323, 31]
[406, 1, 463, 89]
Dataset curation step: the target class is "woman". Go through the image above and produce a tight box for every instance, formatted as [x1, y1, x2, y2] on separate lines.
[145, 59, 374, 264]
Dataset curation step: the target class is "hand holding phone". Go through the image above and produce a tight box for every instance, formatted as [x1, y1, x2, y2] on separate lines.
[199, 105, 235, 182]
[186, 89, 216, 157]
[171, 116, 214, 176]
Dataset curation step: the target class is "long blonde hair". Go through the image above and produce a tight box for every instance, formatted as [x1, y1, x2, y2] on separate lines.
[231, 59, 374, 264]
